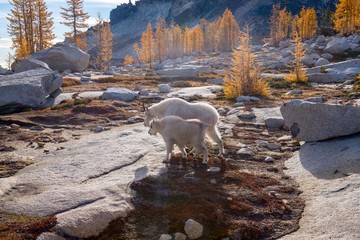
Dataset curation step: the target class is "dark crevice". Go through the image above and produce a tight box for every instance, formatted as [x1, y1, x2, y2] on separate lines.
[81, 152, 147, 184]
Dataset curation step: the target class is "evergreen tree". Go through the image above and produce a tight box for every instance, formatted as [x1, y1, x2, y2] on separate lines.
[60, 0, 90, 50]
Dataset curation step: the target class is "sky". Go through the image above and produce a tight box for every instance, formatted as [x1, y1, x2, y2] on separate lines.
[0, 0, 137, 68]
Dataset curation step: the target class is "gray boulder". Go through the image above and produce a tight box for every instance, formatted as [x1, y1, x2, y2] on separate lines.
[31, 42, 90, 72]
[14, 59, 50, 73]
[101, 87, 137, 102]
[264, 117, 285, 129]
[184, 219, 203, 239]
[280, 100, 360, 142]
[324, 37, 351, 54]
[321, 53, 333, 60]
[158, 84, 171, 93]
[307, 72, 344, 83]
[301, 53, 320, 67]
[236, 96, 260, 102]
[314, 58, 330, 67]
[0, 68, 63, 113]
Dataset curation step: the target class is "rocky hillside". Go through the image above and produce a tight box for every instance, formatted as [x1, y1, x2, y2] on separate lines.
[110, 0, 338, 61]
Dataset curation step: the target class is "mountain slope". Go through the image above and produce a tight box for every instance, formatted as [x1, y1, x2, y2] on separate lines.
[109, 0, 338, 61]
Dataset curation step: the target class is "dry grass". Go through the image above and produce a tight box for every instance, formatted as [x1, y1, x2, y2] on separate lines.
[0, 212, 56, 240]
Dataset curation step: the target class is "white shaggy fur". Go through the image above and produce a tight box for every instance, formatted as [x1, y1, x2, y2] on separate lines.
[144, 97, 224, 156]
[148, 116, 209, 163]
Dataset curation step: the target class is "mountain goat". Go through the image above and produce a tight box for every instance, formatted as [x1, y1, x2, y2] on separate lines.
[148, 116, 209, 163]
[144, 97, 224, 156]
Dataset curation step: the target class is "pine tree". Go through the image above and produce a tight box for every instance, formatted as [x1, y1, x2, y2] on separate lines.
[270, 3, 292, 47]
[134, 23, 155, 68]
[94, 13, 112, 70]
[6, 53, 15, 70]
[285, 32, 308, 83]
[224, 26, 268, 99]
[60, 0, 90, 50]
[7, 0, 55, 58]
[218, 8, 240, 52]
[334, 0, 360, 35]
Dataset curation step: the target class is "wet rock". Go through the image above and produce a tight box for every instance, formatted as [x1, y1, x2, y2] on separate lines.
[184, 219, 203, 239]
[30, 126, 45, 131]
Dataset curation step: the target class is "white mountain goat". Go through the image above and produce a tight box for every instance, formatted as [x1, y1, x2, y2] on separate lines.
[148, 116, 209, 163]
[144, 98, 224, 156]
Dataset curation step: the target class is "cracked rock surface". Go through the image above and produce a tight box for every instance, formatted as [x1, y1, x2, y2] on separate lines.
[0, 123, 166, 238]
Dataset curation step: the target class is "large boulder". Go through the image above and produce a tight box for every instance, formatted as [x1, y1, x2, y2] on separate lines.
[14, 59, 50, 73]
[324, 37, 351, 54]
[0, 68, 63, 113]
[280, 100, 360, 142]
[31, 42, 90, 72]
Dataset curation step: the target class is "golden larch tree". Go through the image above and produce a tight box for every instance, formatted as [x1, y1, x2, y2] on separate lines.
[285, 31, 308, 83]
[270, 3, 292, 47]
[297, 7, 318, 39]
[34, 0, 56, 51]
[60, 0, 90, 50]
[134, 23, 155, 68]
[224, 26, 268, 99]
[334, 0, 360, 35]
[155, 17, 167, 62]
[123, 54, 135, 65]
[7, 0, 55, 58]
[94, 13, 113, 70]
[218, 8, 240, 52]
